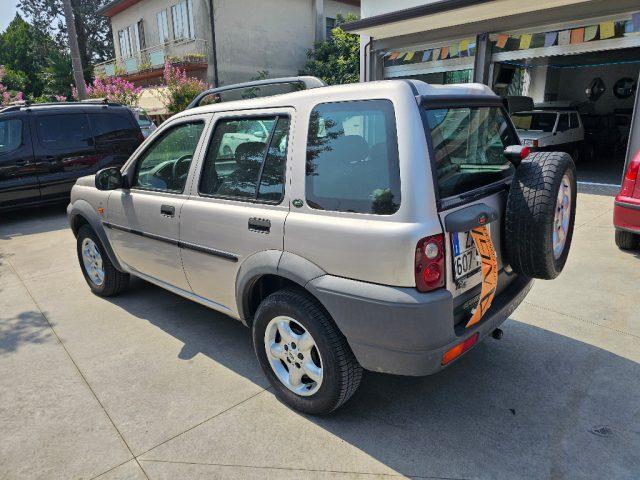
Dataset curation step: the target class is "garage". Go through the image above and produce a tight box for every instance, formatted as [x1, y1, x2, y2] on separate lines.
[346, 0, 640, 188]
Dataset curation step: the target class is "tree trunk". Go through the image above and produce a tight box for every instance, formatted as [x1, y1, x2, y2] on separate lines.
[62, 0, 87, 99]
[70, 0, 91, 82]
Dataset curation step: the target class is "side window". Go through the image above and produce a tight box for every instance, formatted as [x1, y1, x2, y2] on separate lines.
[199, 116, 289, 203]
[90, 113, 136, 142]
[0, 119, 22, 154]
[569, 113, 580, 129]
[556, 114, 569, 132]
[133, 121, 204, 192]
[306, 100, 401, 215]
[36, 114, 92, 149]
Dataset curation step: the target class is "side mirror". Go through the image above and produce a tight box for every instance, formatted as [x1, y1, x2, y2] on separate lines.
[95, 167, 124, 190]
[504, 145, 531, 166]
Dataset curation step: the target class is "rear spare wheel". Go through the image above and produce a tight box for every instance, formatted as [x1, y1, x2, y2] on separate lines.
[505, 151, 577, 279]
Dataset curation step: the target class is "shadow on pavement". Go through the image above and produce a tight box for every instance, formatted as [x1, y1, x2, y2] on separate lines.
[0, 310, 53, 355]
[0, 203, 69, 240]
[105, 278, 640, 479]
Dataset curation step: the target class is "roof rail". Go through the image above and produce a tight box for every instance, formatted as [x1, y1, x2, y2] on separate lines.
[186, 76, 326, 110]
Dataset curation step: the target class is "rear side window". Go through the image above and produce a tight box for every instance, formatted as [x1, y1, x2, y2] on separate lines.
[306, 100, 401, 215]
[90, 113, 136, 141]
[36, 113, 92, 149]
[199, 116, 289, 202]
[0, 119, 22, 154]
[569, 113, 580, 129]
[425, 106, 517, 199]
[556, 114, 569, 132]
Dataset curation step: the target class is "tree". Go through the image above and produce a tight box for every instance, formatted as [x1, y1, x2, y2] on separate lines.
[301, 14, 360, 85]
[72, 76, 142, 107]
[159, 62, 211, 115]
[17, 0, 114, 78]
[62, 0, 87, 99]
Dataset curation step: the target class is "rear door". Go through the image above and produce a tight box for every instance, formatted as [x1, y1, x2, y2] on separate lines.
[0, 115, 38, 207]
[32, 111, 98, 201]
[423, 104, 519, 322]
[180, 110, 292, 314]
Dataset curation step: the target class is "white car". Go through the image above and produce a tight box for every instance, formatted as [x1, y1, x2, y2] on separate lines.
[512, 110, 585, 161]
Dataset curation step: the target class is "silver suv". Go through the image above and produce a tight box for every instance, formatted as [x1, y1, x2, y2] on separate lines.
[68, 77, 577, 414]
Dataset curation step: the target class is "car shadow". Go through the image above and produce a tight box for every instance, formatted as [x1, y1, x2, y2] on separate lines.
[105, 278, 640, 479]
[0, 202, 69, 240]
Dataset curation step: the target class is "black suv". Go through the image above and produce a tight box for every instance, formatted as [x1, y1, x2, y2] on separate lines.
[0, 101, 144, 211]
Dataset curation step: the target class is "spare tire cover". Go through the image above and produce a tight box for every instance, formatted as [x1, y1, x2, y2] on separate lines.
[504, 151, 577, 279]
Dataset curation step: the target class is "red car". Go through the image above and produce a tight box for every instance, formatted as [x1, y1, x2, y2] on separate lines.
[614, 148, 640, 250]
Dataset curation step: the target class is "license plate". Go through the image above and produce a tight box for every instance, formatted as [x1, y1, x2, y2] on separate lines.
[451, 231, 482, 281]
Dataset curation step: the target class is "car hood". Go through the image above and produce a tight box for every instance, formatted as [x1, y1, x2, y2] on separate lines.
[516, 130, 553, 141]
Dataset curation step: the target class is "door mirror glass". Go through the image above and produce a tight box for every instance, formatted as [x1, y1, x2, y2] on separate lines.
[95, 167, 124, 190]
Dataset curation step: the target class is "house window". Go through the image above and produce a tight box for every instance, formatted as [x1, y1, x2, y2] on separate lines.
[171, 0, 195, 40]
[137, 20, 146, 50]
[157, 10, 169, 43]
[118, 28, 132, 58]
[325, 17, 336, 39]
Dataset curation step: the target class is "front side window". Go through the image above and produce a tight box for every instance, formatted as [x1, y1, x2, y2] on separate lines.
[425, 106, 517, 199]
[37, 114, 92, 149]
[0, 119, 22, 154]
[556, 114, 569, 132]
[512, 112, 556, 132]
[199, 116, 289, 202]
[133, 121, 204, 192]
[306, 100, 400, 215]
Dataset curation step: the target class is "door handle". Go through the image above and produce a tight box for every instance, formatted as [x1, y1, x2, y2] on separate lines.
[160, 204, 175, 217]
[248, 217, 270, 233]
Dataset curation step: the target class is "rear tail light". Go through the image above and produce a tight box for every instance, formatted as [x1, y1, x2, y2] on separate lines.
[620, 149, 640, 197]
[441, 333, 479, 365]
[415, 234, 445, 292]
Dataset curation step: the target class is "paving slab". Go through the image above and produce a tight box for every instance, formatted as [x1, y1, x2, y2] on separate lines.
[94, 459, 148, 480]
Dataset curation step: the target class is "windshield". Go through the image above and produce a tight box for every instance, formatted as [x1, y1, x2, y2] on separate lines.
[136, 110, 153, 127]
[511, 112, 557, 132]
[425, 106, 517, 199]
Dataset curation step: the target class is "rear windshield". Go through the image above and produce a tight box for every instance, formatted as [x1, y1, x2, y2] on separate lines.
[511, 112, 557, 132]
[425, 106, 517, 199]
[136, 110, 153, 126]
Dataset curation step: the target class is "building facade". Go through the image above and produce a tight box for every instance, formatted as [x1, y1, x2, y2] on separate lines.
[346, 0, 640, 184]
[96, 0, 360, 89]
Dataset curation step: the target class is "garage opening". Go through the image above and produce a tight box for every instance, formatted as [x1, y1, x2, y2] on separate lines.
[494, 45, 639, 186]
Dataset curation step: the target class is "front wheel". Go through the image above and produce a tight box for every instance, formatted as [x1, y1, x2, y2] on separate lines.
[253, 289, 362, 415]
[76, 225, 130, 297]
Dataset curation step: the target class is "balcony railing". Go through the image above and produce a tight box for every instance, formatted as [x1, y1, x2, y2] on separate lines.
[94, 38, 208, 78]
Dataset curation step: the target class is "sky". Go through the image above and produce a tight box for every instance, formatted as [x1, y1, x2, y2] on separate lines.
[0, 0, 19, 32]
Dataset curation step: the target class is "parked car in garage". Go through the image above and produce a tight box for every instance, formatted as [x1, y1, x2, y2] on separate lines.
[512, 109, 585, 161]
[0, 101, 143, 211]
[68, 77, 577, 414]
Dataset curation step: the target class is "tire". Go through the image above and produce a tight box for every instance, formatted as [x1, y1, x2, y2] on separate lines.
[615, 229, 640, 250]
[505, 151, 577, 279]
[76, 225, 130, 297]
[252, 288, 362, 415]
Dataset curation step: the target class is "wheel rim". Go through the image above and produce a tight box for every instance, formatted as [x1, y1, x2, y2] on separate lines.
[81, 238, 105, 286]
[264, 316, 323, 397]
[553, 174, 572, 260]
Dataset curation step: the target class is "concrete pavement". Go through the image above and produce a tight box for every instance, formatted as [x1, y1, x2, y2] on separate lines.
[1, 191, 639, 479]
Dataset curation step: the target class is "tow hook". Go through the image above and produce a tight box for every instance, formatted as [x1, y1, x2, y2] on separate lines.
[492, 328, 503, 340]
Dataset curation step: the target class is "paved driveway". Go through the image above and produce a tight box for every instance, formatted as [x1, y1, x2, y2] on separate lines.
[1, 191, 639, 479]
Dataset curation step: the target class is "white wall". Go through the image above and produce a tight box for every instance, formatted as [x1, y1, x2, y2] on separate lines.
[361, 0, 441, 19]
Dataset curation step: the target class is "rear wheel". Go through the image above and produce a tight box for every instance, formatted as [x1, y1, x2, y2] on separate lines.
[253, 289, 362, 415]
[615, 229, 640, 250]
[505, 151, 577, 279]
[76, 225, 129, 297]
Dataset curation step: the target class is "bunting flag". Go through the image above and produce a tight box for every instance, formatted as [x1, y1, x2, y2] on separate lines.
[459, 39, 469, 57]
[440, 46, 449, 59]
[449, 43, 459, 57]
[388, 51, 400, 60]
[570, 27, 585, 44]
[584, 25, 598, 42]
[496, 34, 509, 48]
[432, 48, 441, 61]
[544, 31, 558, 47]
[600, 21, 615, 39]
[558, 30, 571, 45]
[519, 33, 532, 49]
[404, 51, 415, 61]
[422, 50, 432, 62]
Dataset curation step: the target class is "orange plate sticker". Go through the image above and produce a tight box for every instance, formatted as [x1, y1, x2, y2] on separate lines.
[466, 226, 498, 328]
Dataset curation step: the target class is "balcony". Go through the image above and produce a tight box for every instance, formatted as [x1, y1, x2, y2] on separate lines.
[94, 38, 208, 82]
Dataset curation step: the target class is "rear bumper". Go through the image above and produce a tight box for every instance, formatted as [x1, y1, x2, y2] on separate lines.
[614, 196, 640, 233]
[307, 273, 533, 376]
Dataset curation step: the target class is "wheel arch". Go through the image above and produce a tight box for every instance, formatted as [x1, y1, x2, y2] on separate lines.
[236, 251, 327, 327]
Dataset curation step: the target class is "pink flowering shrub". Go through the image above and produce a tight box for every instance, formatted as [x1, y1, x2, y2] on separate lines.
[159, 62, 211, 114]
[73, 76, 142, 107]
[54, 95, 67, 102]
[0, 65, 25, 106]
